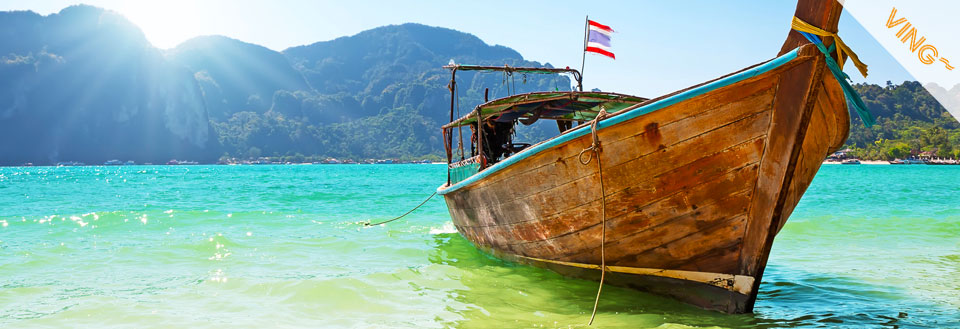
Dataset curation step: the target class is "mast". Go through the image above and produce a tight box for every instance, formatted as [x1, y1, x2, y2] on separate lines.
[446, 68, 457, 184]
[579, 15, 588, 91]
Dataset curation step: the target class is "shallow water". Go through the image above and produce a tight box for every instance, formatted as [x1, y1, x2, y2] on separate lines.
[0, 164, 957, 328]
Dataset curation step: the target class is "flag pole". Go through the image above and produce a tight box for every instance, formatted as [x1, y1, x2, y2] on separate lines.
[579, 15, 588, 91]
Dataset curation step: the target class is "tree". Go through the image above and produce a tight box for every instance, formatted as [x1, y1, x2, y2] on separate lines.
[886, 142, 911, 160]
[247, 146, 262, 159]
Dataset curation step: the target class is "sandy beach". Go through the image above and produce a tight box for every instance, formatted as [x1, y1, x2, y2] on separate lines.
[823, 160, 890, 165]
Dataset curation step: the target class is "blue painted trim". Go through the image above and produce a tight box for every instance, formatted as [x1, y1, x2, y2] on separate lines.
[796, 31, 875, 127]
[438, 48, 802, 195]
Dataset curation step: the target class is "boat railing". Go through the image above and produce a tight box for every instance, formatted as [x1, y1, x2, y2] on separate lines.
[442, 64, 582, 91]
[442, 64, 583, 184]
[449, 155, 483, 185]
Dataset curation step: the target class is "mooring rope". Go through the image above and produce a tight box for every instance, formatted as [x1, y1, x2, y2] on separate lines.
[364, 191, 437, 226]
[578, 109, 609, 326]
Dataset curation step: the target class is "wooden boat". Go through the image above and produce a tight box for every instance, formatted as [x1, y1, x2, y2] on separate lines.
[437, 0, 866, 313]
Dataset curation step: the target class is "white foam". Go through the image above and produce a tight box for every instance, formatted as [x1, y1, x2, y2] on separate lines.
[428, 221, 457, 234]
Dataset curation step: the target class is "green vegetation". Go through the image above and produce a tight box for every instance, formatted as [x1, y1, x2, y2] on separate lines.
[0, 6, 568, 165]
[212, 107, 442, 161]
[211, 80, 960, 162]
[845, 81, 960, 160]
[3, 5, 958, 164]
[205, 22, 570, 161]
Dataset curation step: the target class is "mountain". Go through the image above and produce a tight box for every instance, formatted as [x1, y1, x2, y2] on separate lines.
[24, 5, 959, 164]
[0, 5, 218, 165]
[167, 35, 312, 121]
[1, 5, 957, 165]
[0, 5, 574, 164]
[281, 23, 568, 124]
[211, 23, 572, 159]
[846, 81, 960, 159]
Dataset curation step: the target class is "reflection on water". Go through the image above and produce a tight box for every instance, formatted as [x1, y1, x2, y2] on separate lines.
[427, 233, 749, 328]
[0, 164, 957, 328]
[427, 233, 956, 328]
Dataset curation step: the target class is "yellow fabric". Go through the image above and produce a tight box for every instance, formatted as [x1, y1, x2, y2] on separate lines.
[791, 16, 868, 78]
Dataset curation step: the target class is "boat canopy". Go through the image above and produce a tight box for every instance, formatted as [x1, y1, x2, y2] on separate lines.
[442, 91, 648, 129]
[444, 64, 584, 76]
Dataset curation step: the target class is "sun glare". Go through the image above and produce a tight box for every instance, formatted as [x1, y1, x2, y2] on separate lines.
[111, 1, 203, 49]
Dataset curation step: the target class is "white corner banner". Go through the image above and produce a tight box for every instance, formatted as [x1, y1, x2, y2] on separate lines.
[841, 0, 960, 122]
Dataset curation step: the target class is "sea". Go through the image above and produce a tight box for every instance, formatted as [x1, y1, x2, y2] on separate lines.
[0, 164, 957, 328]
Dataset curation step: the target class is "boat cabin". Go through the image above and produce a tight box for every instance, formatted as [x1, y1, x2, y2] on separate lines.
[442, 64, 647, 185]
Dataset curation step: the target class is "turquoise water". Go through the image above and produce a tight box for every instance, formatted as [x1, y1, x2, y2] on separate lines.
[1, 164, 957, 328]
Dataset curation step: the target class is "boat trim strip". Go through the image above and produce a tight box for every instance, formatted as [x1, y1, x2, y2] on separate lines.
[513, 254, 755, 295]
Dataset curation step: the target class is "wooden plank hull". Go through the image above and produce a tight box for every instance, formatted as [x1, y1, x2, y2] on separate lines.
[438, 43, 851, 313]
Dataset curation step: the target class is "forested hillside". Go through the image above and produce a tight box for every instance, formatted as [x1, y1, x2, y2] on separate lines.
[209, 23, 571, 161]
[846, 81, 960, 160]
[0, 6, 219, 165]
[1, 5, 957, 165]
[0, 5, 571, 164]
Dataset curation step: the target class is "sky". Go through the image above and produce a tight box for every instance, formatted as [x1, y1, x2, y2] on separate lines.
[0, 0, 917, 97]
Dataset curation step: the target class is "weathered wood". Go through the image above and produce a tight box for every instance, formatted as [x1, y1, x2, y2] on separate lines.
[497, 138, 764, 250]
[504, 142, 763, 261]
[740, 1, 845, 310]
[449, 75, 779, 223]
[440, 0, 852, 314]
[448, 93, 775, 253]
[779, 0, 844, 57]
[463, 61, 796, 193]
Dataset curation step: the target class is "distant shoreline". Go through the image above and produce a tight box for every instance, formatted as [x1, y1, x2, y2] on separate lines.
[822, 160, 960, 165]
[822, 160, 890, 165]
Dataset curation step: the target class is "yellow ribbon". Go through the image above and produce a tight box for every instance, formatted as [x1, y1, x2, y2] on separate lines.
[791, 16, 868, 78]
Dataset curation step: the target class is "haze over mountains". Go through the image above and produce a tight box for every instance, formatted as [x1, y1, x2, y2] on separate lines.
[1, 5, 956, 165]
[0, 5, 217, 165]
[0, 5, 569, 165]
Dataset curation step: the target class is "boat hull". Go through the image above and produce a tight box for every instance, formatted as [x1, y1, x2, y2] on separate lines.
[439, 43, 849, 313]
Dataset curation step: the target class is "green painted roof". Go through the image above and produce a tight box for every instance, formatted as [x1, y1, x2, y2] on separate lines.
[443, 91, 647, 128]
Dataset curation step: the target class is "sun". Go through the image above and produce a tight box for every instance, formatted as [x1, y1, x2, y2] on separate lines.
[110, 0, 203, 49]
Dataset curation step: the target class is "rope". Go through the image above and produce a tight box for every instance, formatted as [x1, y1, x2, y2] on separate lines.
[364, 192, 437, 226]
[578, 109, 609, 166]
[793, 30, 876, 127]
[578, 109, 608, 326]
[791, 16, 868, 78]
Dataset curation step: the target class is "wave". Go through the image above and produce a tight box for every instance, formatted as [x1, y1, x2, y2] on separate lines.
[429, 221, 457, 234]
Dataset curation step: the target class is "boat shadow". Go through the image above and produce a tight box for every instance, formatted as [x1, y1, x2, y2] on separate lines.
[428, 233, 956, 328]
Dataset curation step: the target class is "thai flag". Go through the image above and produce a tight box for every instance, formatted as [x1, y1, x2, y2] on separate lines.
[585, 20, 614, 59]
